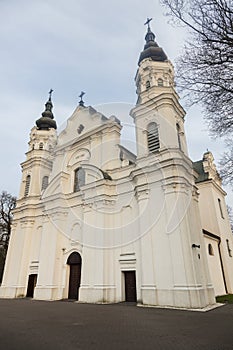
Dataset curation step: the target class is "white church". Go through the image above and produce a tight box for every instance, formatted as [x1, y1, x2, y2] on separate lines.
[1, 22, 233, 309]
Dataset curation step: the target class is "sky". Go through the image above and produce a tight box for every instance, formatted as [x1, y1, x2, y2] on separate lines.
[0, 0, 232, 206]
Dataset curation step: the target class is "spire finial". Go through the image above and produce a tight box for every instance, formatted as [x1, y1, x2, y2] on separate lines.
[138, 17, 167, 65]
[35, 89, 57, 130]
[144, 17, 153, 30]
[144, 17, 155, 44]
[79, 91, 85, 107]
[48, 89, 53, 101]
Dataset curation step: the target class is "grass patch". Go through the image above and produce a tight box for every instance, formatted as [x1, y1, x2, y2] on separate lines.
[216, 294, 233, 304]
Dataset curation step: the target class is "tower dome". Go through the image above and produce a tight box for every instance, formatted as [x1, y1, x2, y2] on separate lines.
[138, 19, 167, 65]
[36, 89, 57, 130]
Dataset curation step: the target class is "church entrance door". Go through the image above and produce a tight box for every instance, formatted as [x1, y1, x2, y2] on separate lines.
[124, 271, 137, 302]
[26, 274, 37, 298]
[67, 252, 82, 300]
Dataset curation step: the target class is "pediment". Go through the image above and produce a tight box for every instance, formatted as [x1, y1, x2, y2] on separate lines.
[57, 106, 114, 146]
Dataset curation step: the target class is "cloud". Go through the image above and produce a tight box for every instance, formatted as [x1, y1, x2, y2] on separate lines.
[0, 0, 231, 205]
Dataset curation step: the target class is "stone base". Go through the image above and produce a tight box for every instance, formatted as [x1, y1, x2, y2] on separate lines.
[0, 286, 26, 299]
[0, 284, 216, 310]
[79, 286, 118, 303]
[141, 286, 216, 309]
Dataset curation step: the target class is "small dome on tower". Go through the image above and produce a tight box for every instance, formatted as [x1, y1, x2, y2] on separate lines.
[36, 89, 57, 130]
[138, 19, 168, 65]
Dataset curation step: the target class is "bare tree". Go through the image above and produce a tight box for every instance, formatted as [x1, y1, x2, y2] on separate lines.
[227, 205, 233, 232]
[161, 0, 233, 184]
[0, 191, 16, 282]
[220, 138, 233, 186]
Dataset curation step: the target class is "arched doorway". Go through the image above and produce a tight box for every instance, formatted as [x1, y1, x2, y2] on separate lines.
[67, 252, 82, 300]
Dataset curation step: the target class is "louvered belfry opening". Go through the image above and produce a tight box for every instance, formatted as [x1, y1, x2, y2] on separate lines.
[147, 122, 159, 152]
[24, 175, 31, 196]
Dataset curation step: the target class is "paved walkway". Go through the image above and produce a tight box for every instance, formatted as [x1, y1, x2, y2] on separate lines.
[0, 299, 233, 349]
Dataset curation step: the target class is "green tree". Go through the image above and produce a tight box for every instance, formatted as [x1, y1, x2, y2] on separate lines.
[161, 0, 233, 185]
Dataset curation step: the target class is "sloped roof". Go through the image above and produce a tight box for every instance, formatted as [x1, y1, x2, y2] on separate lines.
[193, 160, 209, 183]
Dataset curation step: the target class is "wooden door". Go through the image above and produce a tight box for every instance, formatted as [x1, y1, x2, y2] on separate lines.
[68, 264, 81, 300]
[26, 274, 37, 298]
[124, 271, 137, 302]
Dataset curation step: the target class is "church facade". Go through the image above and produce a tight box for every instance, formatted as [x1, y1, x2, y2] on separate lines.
[1, 24, 233, 309]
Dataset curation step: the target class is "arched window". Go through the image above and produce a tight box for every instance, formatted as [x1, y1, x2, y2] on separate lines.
[39, 142, 44, 150]
[208, 243, 214, 256]
[146, 80, 150, 90]
[147, 122, 160, 153]
[74, 167, 85, 192]
[24, 175, 31, 197]
[158, 78, 163, 86]
[176, 123, 182, 150]
[41, 176, 49, 191]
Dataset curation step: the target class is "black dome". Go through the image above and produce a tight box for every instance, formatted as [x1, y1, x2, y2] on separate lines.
[36, 96, 57, 130]
[138, 27, 167, 65]
[36, 117, 57, 130]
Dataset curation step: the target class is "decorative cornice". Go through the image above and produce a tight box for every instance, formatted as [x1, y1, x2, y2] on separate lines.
[20, 219, 35, 229]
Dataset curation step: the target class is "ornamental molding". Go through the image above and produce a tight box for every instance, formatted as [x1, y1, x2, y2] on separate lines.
[20, 219, 35, 229]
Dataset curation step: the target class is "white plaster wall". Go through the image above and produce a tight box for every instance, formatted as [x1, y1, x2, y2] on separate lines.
[198, 181, 233, 293]
[204, 236, 226, 296]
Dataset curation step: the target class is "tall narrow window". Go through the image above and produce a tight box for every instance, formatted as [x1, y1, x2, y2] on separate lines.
[208, 243, 214, 256]
[226, 239, 232, 257]
[74, 168, 85, 192]
[176, 123, 182, 150]
[147, 122, 160, 153]
[218, 198, 224, 219]
[41, 176, 49, 191]
[24, 175, 31, 197]
[39, 142, 44, 150]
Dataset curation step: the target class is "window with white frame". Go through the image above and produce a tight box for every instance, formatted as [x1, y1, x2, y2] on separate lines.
[41, 176, 49, 191]
[147, 122, 160, 153]
[74, 167, 85, 192]
[158, 78, 163, 86]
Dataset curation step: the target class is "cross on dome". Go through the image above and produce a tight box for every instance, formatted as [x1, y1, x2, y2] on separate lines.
[48, 89, 53, 100]
[144, 17, 152, 29]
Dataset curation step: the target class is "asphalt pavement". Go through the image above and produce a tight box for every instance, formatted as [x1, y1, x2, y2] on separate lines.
[0, 299, 233, 350]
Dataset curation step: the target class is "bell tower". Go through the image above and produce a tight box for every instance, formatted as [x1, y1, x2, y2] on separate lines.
[19, 90, 57, 199]
[129, 20, 216, 309]
[130, 19, 188, 158]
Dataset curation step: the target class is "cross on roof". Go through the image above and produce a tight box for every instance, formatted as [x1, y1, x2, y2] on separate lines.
[144, 17, 153, 29]
[79, 91, 85, 106]
[79, 91, 85, 99]
[48, 89, 53, 99]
